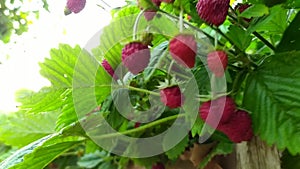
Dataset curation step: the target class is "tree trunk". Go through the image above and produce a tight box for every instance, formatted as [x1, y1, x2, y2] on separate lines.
[236, 136, 281, 169]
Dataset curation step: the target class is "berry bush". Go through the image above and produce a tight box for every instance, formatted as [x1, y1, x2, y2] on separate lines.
[1, 0, 300, 169]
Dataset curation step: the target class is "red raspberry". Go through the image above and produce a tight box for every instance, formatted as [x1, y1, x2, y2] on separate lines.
[160, 86, 184, 109]
[196, 0, 230, 26]
[122, 42, 150, 75]
[66, 0, 86, 14]
[207, 50, 228, 77]
[101, 59, 115, 77]
[134, 122, 141, 128]
[169, 34, 197, 68]
[218, 110, 253, 143]
[199, 96, 236, 126]
[235, 3, 252, 22]
[152, 163, 165, 169]
[144, 10, 157, 21]
[138, 0, 161, 21]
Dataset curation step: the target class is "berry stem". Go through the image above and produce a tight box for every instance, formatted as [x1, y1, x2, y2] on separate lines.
[231, 69, 247, 97]
[179, 6, 184, 32]
[252, 31, 276, 51]
[167, 60, 175, 80]
[126, 85, 160, 96]
[95, 114, 185, 139]
[144, 49, 169, 83]
[133, 9, 146, 40]
[214, 32, 218, 48]
[228, 7, 276, 52]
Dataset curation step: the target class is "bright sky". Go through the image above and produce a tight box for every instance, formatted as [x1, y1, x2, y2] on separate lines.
[0, 0, 126, 113]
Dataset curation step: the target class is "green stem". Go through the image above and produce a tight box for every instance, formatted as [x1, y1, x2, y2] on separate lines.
[228, 10, 276, 52]
[96, 114, 185, 139]
[252, 31, 276, 51]
[231, 70, 246, 97]
[133, 9, 146, 40]
[179, 6, 184, 32]
[127, 85, 160, 96]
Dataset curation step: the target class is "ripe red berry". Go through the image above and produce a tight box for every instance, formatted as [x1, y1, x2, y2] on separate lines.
[152, 163, 165, 169]
[199, 96, 236, 126]
[138, 0, 161, 21]
[134, 122, 141, 128]
[207, 50, 228, 77]
[218, 110, 253, 143]
[144, 10, 157, 21]
[196, 0, 230, 26]
[122, 42, 150, 75]
[160, 86, 184, 109]
[101, 59, 115, 77]
[66, 0, 86, 14]
[235, 3, 252, 22]
[169, 34, 197, 68]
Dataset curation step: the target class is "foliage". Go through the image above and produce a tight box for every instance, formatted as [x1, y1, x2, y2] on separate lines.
[1, 0, 300, 169]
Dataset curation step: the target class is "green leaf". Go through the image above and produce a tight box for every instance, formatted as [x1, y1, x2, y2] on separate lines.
[143, 41, 169, 82]
[0, 120, 86, 169]
[92, 5, 140, 68]
[77, 151, 107, 168]
[247, 5, 288, 34]
[164, 136, 189, 160]
[15, 87, 65, 113]
[248, 0, 287, 7]
[174, 0, 191, 13]
[263, 0, 287, 7]
[243, 51, 300, 155]
[98, 162, 118, 169]
[39, 44, 112, 129]
[286, 0, 300, 8]
[0, 134, 84, 169]
[227, 25, 252, 51]
[0, 144, 13, 163]
[191, 118, 204, 137]
[39, 44, 81, 88]
[239, 4, 269, 18]
[0, 111, 58, 147]
[198, 142, 233, 169]
[276, 11, 300, 52]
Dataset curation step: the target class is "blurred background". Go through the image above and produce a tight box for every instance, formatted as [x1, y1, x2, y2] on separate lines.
[0, 0, 126, 113]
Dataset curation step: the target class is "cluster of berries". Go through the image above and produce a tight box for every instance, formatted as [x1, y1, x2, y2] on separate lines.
[199, 96, 253, 143]
[102, 35, 228, 108]
[99, 0, 252, 142]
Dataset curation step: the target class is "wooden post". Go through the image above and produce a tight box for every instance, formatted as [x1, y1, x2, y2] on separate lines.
[236, 136, 281, 169]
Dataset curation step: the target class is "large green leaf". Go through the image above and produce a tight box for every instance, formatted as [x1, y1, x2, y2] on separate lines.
[239, 4, 269, 18]
[247, 5, 287, 34]
[243, 51, 300, 155]
[0, 134, 84, 169]
[15, 87, 65, 113]
[38, 44, 112, 129]
[276, 11, 300, 52]
[164, 135, 189, 160]
[227, 25, 252, 51]
[0, 121, 86, 169]
[0, 111, 58, 147]
[39, 44, 81, 88]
